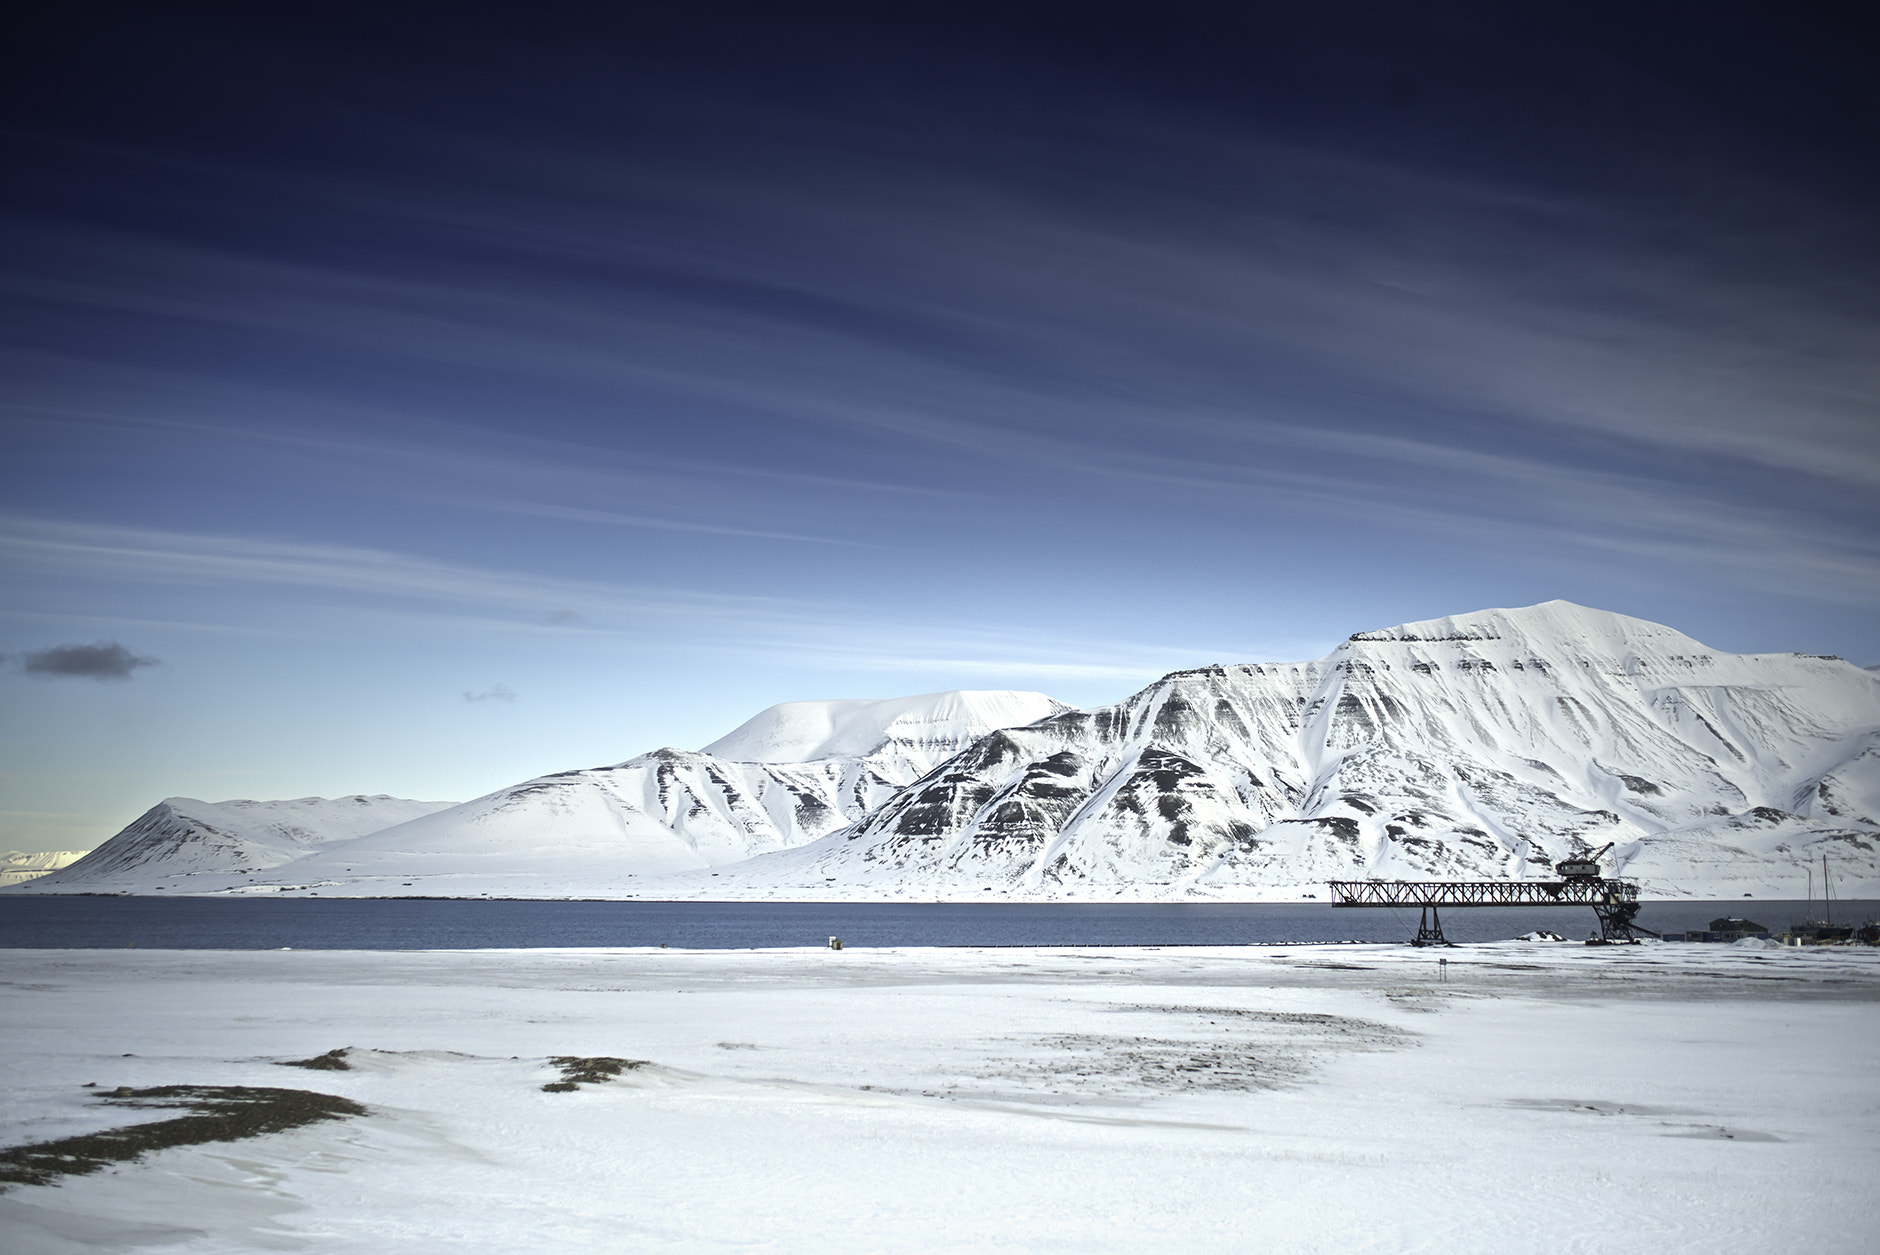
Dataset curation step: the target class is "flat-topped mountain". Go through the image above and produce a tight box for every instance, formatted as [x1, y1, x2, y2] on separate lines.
[710, 602, 1879, 899]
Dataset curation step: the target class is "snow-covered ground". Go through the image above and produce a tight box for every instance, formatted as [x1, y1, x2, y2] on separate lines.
[3, 942, 1875, 1253]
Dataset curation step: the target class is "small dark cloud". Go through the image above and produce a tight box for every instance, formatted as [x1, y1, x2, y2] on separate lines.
[19, 641, 161, 681]
[464, 683, 517, 703]
[546, 609, 581, 625]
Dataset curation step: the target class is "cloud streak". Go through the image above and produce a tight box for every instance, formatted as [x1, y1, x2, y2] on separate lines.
[10, 122, 1876, 508]
[6, 3, 1878, 852]
[462, 683, 516, 703]
[15, 640, 160, 681]
[0, 515, 1231, 680]
[0, 516, 793, 625]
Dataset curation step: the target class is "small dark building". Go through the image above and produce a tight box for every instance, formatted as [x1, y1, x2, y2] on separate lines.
[1679, 917, 1771, 942]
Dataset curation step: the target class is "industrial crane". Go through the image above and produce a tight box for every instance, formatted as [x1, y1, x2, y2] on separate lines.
[1327, 840, 1657, 945]
[1555, 841, 1616, 882]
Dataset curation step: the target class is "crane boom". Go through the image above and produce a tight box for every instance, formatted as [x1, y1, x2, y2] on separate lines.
[1327, 874, 1648, 945]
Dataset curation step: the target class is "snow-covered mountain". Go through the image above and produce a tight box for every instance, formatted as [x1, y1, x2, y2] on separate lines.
[13, 796, 457, 892]
[18, 606, 1877, 900]
[0, 850, 90, 886]
[702, 690, 1067, 768]
[700, 602, 1880, 899]
[222, 690, 1073, 895]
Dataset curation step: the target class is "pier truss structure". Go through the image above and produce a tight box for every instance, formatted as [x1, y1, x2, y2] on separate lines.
[1326, 878, 1651, 946]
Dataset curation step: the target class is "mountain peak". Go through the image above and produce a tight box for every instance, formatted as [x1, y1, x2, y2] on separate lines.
[1350, 601, 1702, 652]
[700, 689, 1072, 763]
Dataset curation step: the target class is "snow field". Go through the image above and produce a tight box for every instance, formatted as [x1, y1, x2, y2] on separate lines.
[2, 943, 1876, 1253]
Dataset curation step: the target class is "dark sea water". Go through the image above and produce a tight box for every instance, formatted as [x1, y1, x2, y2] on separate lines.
[1, 896, 1869, 950]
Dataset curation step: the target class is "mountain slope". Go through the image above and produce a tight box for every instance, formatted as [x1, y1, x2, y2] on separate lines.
[707, 602, 1880, 898]
[257, 690, 1072, 893]
[14, 796, 457, 892]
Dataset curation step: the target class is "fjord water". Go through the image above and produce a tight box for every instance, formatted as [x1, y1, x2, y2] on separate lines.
[1, 897, 1865, 950]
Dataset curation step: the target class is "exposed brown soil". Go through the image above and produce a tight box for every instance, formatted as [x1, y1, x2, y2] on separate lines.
[543, 1056, 647, 1092]
[0, 1085, 366, 1190]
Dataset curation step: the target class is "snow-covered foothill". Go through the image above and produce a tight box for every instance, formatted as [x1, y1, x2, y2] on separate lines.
[230, 690, 1073, 894]
[12, 796, 457, 893]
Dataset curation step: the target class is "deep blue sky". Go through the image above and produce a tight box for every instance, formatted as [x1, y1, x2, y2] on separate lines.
[4, 1, 1877, 850]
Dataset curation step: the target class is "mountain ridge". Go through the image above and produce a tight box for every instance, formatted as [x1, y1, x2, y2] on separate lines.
[676, 601, 1880, 900]
[15, 691, 1071, 894]
[15, 605, 1877, 899]
[266, 689, 1072, 890]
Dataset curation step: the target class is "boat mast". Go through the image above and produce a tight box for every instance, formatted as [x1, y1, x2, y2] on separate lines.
[1824, 852, 1833, 928]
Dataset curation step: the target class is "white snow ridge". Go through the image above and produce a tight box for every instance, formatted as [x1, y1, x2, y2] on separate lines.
[13, 605, 1877, 899]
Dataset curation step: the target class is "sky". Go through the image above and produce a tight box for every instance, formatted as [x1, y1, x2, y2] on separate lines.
[3, 1, 1877, 852]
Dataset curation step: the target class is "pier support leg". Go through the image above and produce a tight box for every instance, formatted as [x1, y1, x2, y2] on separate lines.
[1590, 898, 1645, 944]
[1412, 905, 1451, 947]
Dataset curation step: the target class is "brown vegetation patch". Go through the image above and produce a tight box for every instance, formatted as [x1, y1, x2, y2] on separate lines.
[0, 1085, 365, 1190]
[542, 1056, 648, 1092]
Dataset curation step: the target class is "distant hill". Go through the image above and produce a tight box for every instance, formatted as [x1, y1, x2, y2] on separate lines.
[0, 850, 91, 887]
[15, 796, 456, 892]
[262, 691, 1072, 895]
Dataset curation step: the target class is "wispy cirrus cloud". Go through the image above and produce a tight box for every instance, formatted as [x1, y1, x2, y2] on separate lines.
[0, 516, 1228, 681]
[0, 515, 793, 624]
[10, 123, 1876, 514]
[471, 500, 878, 548]
[5, 7, 1875, 678]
